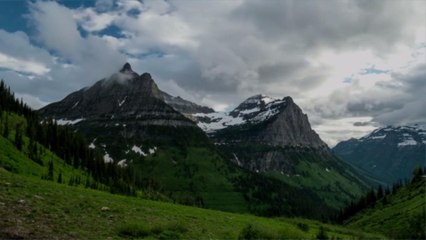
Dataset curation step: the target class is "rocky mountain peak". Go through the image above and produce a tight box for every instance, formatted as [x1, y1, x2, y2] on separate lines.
[37, 64, 185, 121]
[120, 62, 133, 73]
[140, 72, 152, 79]
[160, 91, 214, 114]
[194, 94, 328, 149]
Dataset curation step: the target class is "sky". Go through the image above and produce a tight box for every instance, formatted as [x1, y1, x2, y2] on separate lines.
[0, 0, 425, 146]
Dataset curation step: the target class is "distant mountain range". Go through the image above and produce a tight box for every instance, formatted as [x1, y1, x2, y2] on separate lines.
[38, 63, 370, 217]
[334, 124, 426, 185]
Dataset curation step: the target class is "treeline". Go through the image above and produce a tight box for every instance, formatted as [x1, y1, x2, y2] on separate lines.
[0, 80, 139, 196]
[335, 166, 426, 223]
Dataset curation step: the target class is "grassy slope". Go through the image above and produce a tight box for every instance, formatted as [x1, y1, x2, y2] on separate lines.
[219, 144, 369, 211]
[267, 160, 365, 209]
[0, 169, 384, 239]
[346, 178, 426, 238]
[137, 147, 248, 213]
[0, 112, 93, 185]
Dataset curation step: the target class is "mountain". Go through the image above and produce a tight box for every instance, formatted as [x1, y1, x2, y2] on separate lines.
[37, 64, 338, 218]
[38, 63, 193, 127]
[192, 94, 370, 210]
[195, 94, 327, 148]
[0, 80, 382, 239]
[333, 124, 426, 184]
[160, 91, 214, 115]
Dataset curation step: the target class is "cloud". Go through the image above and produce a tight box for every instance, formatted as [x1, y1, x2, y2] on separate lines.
[0, 0, 424, 145]
[0, 52, 49, 75]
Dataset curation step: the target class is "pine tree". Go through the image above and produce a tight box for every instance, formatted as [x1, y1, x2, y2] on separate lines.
[3, 115, 9, 138]
[14, 123, 23, 151]
[57, 172, 62, 183]
[47, 160, 54, 181]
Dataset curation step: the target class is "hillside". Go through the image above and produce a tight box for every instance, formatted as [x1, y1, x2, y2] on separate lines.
[0, 168, 383, 239]
[0, 113, 94, 187]
[345, 173, 426, 239]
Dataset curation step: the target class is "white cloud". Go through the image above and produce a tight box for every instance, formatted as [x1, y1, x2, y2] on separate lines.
[312, 117, 378, 147]
[0, 53, 49, 75]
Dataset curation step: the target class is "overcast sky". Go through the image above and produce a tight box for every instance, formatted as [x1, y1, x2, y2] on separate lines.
[0, 0, 425, 146]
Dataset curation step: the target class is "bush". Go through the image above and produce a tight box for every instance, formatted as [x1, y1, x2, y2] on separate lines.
[316, 226, 329, 240]
[239, 224, 263, 240]
[296, 222, 310, 232]
[117, 223, 150, 238]
[117, 222, 187, 239]
[238, 224, 277, 240]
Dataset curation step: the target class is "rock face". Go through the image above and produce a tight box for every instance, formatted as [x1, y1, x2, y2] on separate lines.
[195, 94, 327, 149]
[192, 94, 337, 174]
[160, 91, 214, 115]
[248, 96, 326, 148]
[334, 125, 426, 184]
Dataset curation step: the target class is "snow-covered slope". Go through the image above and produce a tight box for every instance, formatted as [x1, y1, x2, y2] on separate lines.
[358, 124, 426, 147]
[193, 94, 287, 133]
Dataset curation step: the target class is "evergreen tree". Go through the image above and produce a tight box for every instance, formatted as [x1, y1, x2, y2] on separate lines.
[3, 115, 9, 138]
[47, 160, 54, 181]
[57, 172, 62, 183]
[14, 123, 23, 151]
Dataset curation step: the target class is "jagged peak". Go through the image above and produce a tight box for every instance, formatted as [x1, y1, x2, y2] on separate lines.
[140, 72, 152, 79]
[241, 94, 276, 105]
[283, 96, 294, 103]
[120, 62, 133, 73]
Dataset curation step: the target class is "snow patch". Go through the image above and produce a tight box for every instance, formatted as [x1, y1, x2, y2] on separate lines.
[118, 96, 127, 107]
[252, 107, 280, 122]
[239, 107, 260, 115]
[89, 143, 95, 149]
[56, 118, 85, 125]
[233, 153, 241, 166]
[72, 101, 79, 109]
[149, 147, 157, 154]
[325, 168, 330, 172]
[370, 135, 386, 140]
[131, 145, 147, 156]
[398, 138, 417, 147]
[194, 112, 246, 132]
[103, 153, 113, 163]
[117, 159, 127, 167]
[261, 95, 275, 104]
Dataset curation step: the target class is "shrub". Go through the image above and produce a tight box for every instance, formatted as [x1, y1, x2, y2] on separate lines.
[117, 223, 150, 238]
[316, 226, 329, 240]
[238, 224, 277, 240]
[296, 222, 310, 232]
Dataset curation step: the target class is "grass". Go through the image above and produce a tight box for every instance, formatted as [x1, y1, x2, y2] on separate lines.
[0, 112, 95, 187]
[267, 160, 364, 209]
[134, 146, 249, 213]
[0, 168, 384, 239]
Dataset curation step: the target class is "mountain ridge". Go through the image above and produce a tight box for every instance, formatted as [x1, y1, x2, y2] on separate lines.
[333, 124, 426, 184]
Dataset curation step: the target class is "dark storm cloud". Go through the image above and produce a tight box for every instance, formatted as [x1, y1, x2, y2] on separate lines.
[232, 0, 418, 51]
